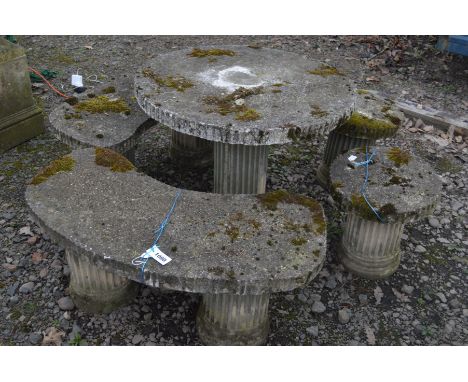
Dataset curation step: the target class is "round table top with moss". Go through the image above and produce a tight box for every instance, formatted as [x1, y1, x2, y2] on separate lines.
[329, 146, 442, 223]
[134, 46, 355, 146]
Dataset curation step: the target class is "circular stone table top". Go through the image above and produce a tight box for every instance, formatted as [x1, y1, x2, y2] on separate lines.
[330, 146, 442, 223]
[135, 46, 355, 146]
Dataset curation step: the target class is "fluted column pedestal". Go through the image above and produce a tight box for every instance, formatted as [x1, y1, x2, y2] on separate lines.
[317, 129, 375, 189]
[170, 130, 213, 167]
[214, 142, 268, 194]
[66, 250, 137, 314]
[197, 293, 270, 345]
[340, 211, 404, 279]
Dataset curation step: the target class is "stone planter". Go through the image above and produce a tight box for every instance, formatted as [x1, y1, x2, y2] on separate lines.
[0, 38, 44, 153]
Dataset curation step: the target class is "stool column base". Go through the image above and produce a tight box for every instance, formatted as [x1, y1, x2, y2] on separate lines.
[340, 211, 404, 279]
[66, 250, 137, 314]
[197, 293, 270, 345]
[214, 142, 268, 194]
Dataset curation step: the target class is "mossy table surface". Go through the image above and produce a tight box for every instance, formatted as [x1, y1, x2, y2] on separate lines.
[330, 146, 442, 223]
[49, 85, 152, 151]
[134, 46, 355, 146]
[25, 148, 327, 295]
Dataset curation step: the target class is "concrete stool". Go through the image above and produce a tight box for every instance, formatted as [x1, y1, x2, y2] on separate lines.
[317, 92, 403, 188]
[330, 146, 441, 279]
[0, 38, 44, 153]
[26, 148, 327, 345]
[49, 84, 155, 162]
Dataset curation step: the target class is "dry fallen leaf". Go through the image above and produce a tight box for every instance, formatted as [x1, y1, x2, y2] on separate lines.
[42, 327, 65, 346]
[366, 76, 380, 83]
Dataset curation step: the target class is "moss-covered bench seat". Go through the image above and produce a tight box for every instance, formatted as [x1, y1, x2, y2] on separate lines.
[330, 146, 441, 279]
[25, 148, 327, 345]
[48, 85, 155, 162]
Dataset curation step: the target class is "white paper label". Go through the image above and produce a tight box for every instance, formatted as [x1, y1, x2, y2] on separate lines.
[348, 155, 357, 162]
[71, 74, 83, 87]
[141, 244, 172, 265]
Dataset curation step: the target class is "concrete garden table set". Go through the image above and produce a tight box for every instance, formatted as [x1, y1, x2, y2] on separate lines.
[25, 45, 441, 345]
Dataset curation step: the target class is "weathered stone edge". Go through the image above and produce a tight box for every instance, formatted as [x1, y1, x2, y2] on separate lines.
[135, 82, 355, 146]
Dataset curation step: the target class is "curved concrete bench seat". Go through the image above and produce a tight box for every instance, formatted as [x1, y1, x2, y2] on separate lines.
[48, 85, 155, 162]
[330, 145, 441, 279]
[25, 148, 327, 345]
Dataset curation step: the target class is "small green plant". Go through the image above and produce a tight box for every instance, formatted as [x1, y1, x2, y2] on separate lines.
[69, 333, 84, 346]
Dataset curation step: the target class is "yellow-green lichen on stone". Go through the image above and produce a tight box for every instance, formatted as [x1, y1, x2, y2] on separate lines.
[257, 190, 326, 235]
[386, 147, 411, 167]
[310, 104, 329, 118]
[188, 48, 236, 58]
[31, 155, 75, 185]
[203, 86, 263, 121]
[291, 237, 307, 246]
[101, 86, 116, 94]
[95, 147, 135, 173]
[335, 112, 399, 139]
[308, 64, 343, 77]
[142, 68, 194, 92]
[349, 194, 397, 221]
[74, 96, 131, 115]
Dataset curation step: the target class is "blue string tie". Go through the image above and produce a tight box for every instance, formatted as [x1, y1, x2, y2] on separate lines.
[132, 189, 182, 280]
[352, 146, 385, 223]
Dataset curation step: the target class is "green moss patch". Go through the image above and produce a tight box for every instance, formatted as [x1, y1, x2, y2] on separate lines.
[291, 237, 307, 246]
[310, 104, 329, 118]
[74, 96, 131, 115]
[95, 147, 135, 173]
[308, 64, 343, 77]
[64, 112, 82, 120]
[31, 155, 75, 185]
[101, 86, 116, 94]
[188, 48, 235, 58]
[204, 86, 263, 121]
[257, 190, 326, 235]
[350, 194, 397, 221]
[335, 112, 399, 139]
[142, 68, 194, 92]
[386, 147, 411, 167]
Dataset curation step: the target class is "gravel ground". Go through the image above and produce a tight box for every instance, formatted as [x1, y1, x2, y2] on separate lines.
[0, 36, 467, 346]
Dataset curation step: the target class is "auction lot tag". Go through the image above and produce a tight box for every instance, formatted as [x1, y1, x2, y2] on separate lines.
[142, 244, 172, 265]
[71, 74, 83, 87]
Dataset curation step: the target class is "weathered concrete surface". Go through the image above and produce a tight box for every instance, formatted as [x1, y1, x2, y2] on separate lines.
[25, 148, 326, 295]
[0, 38, 44, 153]
[48, 85, 155, 155]
[317, 91, 404, 188]
[330, 146, 442, 223]
[135, 46, 355, 146]
[66, 248, 138, 314]
[330, 146, 442, 279]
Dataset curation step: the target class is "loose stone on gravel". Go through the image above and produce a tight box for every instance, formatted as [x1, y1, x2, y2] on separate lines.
[338, 309, 351, 324]
[415, 245, 426, 253]
[402, 285, 414, 295]
[58, 296, 75, 311]
[19, 282, 34, 294]
[428, 217, 441, 228]
[306, 326, 319, 337]
[311, 301, 326, 314]
[132, 334, 144, 345]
